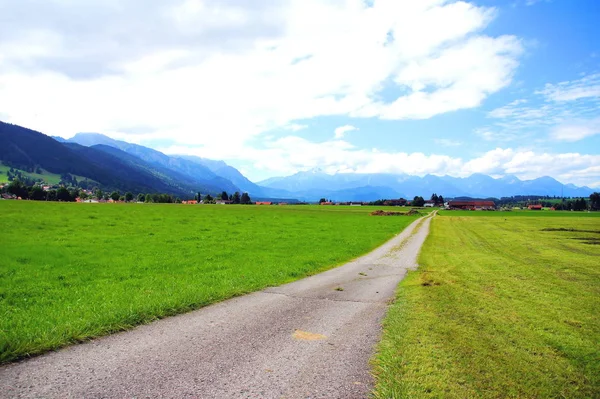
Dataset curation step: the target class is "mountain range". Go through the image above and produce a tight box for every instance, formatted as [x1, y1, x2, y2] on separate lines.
[257, 169, 595, 201]
[0, 120, 596, 201]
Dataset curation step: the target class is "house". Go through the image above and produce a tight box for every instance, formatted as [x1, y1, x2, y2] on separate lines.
[528, 204, 543, 210]
[255, 201, 272, 205]
[215, 200, 233, 205]
[448, 200, 496, 210]
[320, 202, 334, 205]
[424, 200, 436, 207]
[181, 200, 198, 205]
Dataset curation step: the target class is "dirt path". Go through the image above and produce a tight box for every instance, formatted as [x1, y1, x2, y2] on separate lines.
[0, 212, 435, 399]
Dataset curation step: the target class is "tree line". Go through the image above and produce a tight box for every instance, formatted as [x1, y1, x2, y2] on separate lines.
[497, 194, 599, 211]
[1, 179, 253, 205]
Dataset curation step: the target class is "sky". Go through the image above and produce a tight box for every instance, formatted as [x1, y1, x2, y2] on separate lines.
[0, 0, 599, 187]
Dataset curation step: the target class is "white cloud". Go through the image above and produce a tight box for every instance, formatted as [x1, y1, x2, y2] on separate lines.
[160, 137, 600, 187]
[550, 118, 600, 141]
[538, 73, 600, 102]
[334, 125, 358, 139]
[482, 73, 600, 142]
[0, 0, 522, 149]
[433, 138, 461, 147]
[284, 123, 308, 132]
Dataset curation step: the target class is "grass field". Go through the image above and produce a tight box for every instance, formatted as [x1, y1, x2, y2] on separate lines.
[373, 211, 600, 398]
[0, 162, 62, 185]
[0, 201, 423, 363]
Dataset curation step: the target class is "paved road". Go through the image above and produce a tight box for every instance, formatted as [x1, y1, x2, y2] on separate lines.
[0, 213, 434, 399]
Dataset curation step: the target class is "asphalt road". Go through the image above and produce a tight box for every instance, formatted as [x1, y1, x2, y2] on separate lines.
[0, 213, 434, 399]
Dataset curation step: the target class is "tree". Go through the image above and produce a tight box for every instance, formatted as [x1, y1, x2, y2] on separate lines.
[205, 194, 214, 202]
[220, 191, 229, 200]
[46, 189, 57, 201]
[430, 193, 439, 204]
[110, 191, 120, 201]
[137, 193, 145, 202]
[573, 198, 587, 211]
[7, 179, 29, 199]
[69, 188, 80, 200]
[412, 196, 425, 207]
[29, 185, 46, 201]
[125, 192, 134, 202]
[319, 198, 328, 204]
[232, 191, 241, 204]
[56, 186, 73, 202]
[196, 192, 202, 202]
[438, 195, 445, 205]
[240, 192, 251, 204]
[589, 192, 599, 210]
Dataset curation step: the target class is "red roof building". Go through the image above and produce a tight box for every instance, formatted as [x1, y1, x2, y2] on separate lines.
[448, 200, 496, 210]
[528, 204, 542, 210]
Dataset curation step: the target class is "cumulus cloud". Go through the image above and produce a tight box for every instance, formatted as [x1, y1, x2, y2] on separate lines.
[0, 0, 521, 147]
[334, 125, 358, 139]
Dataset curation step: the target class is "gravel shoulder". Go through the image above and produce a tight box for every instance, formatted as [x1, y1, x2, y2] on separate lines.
[0, 212, 434, 399]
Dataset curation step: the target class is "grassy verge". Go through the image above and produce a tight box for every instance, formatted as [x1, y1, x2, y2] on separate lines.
[372, 213, 599, 398]
[0, 201, 419, 363]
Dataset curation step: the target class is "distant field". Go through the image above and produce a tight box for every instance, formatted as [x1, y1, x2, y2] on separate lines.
[373, 212, 600, 398]
[0, 163, 61, 185]
[440, 209, 600, 218]
[0, 201, 422, 363]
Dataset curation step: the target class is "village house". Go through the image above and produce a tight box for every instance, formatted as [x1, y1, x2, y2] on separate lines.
[255, 201, 272, 205]
[528, 204, 543, 210]
[447, 200, 496, 210]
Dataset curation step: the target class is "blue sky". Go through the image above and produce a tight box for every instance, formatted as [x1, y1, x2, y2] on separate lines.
[0, 0, 599, 187]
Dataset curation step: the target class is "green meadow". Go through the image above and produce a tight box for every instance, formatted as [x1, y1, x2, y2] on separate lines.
[373, 211, 600, 398]
[0, 162, 62, 185]
[0, 201, 420, 363]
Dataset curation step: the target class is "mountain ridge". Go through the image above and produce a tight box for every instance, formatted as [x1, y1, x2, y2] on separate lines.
[2, 121, 596, 201]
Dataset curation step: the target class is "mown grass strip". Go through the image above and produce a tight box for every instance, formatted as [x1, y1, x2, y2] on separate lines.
[0, 201, 419, 363]
[372, 213, 600, 398]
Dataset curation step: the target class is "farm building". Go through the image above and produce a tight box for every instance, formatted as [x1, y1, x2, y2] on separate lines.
[528, 204, 542, 210]
[255, 201, 272, 205]
[447, 200, 496, 210]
